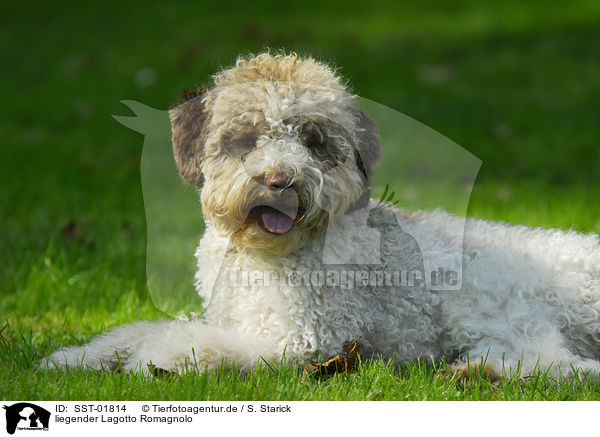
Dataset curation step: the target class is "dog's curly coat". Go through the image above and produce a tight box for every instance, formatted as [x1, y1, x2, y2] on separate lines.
[43, 53, 600, 380]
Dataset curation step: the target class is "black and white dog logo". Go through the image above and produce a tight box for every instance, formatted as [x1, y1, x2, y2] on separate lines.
[3, 403, 50, 435]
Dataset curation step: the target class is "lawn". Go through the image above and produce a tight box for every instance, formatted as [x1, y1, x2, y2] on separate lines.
[2, 0, 600, 400]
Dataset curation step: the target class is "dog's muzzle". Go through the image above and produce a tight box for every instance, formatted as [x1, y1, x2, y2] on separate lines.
[249, 174, 300, 235]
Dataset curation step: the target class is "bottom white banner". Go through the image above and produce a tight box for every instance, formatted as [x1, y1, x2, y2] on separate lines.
[0, 401, 597, 436]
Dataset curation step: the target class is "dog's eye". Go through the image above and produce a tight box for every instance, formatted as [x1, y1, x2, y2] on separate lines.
[302, 128, 329, 157]
[306, 132, 325, 149]
[223, 133, 257, 157]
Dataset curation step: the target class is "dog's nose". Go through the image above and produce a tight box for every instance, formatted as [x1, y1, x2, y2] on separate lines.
[266, 174, 291, 191]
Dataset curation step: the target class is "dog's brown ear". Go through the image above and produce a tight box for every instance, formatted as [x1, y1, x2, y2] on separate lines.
[169, 95, 208, 186]
[354, 110, 382, 185]
[345, 110, 382, 212]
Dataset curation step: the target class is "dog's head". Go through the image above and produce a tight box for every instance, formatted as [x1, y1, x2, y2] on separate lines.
[169, 53, 381, 255]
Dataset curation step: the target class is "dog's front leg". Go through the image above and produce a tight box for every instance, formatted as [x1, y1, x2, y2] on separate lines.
[39, 319, 280, 374]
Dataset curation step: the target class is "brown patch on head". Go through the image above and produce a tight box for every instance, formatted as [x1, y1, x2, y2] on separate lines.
[169, 94, 208, 186]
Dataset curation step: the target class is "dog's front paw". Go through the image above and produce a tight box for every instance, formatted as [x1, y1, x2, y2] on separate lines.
[37, 345, 121, 372]
[37, 346, 87, 371]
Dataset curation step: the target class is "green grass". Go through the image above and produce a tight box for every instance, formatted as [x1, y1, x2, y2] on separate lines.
[2, 0, 600, 400]
[5, 321, 600, 401]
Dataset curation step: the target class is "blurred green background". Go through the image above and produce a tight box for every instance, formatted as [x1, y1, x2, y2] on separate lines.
[2, 0, 600, 336]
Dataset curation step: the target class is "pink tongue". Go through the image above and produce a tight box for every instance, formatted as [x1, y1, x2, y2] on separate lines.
[260, 207, 295, 234]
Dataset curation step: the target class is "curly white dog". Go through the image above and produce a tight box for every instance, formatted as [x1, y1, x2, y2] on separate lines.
[42, 52, 600, 381]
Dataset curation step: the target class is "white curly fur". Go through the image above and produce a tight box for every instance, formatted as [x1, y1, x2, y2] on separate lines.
[42, 53, 600, 381]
